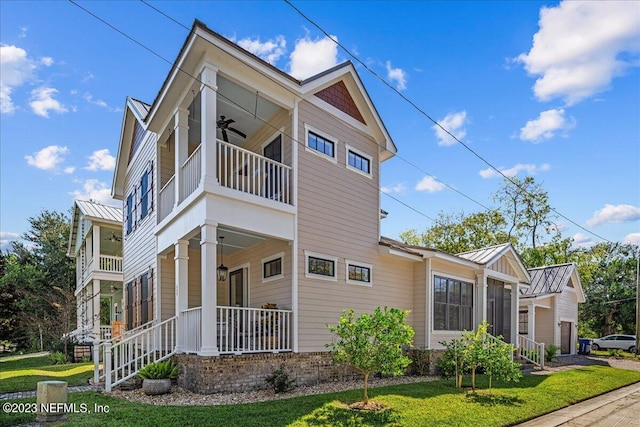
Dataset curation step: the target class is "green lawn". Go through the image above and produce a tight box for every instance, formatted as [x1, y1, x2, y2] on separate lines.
[1, 366, 639, 427]
[0, 354, 93, 393]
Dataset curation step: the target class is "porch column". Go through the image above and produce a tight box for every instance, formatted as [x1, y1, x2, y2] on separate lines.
[174, 107, 189, 204]
[511, 282, 519, 344]
[527, 303, 535, 340]
[92, 279, 101, 338]
[475, 270, 487, 327]
[92, 225, 100, 268]
[199, 222, 219, 356]
[200, 64, 218, 189]
[174, 240, 189, 353]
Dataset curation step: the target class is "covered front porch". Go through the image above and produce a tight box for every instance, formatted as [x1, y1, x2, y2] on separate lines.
[159, 224, 295, 356]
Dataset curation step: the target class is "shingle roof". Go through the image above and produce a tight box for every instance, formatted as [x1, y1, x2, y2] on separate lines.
[524, 263, 576, 295]
[76, 200, 122, 223]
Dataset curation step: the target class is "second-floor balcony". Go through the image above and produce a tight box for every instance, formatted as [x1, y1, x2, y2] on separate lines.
[159, 139, 292, 223]
[81, 254, 123, 285]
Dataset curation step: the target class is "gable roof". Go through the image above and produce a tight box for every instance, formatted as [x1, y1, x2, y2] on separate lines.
[68, 200, 122, 256]
[523, 263, 585, 302]
[457, 243, 530, 282]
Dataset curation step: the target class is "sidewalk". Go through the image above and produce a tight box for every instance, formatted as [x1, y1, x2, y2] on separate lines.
[0, 385, 102, 401]
[517, 381, 640, 426]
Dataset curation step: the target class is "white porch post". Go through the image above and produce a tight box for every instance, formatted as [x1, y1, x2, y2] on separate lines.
[92, 279, 101, 338]
[174, 107, 189, 204]
[200, 65, 218, 189]
[475, 271, 488, 327]
[528, 303, 535, 340]
[425, 258, 432, 349]
[199, 221, 219, 356]
[511, 282, 519, 344]
[174, 240, 189, 352]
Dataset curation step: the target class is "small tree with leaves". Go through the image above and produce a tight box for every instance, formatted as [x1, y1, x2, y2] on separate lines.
[483, 334, 522, 391]
[326, 307, 414, 405]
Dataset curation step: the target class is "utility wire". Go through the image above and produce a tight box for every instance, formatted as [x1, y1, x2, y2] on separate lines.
[68, 0, 438, 225]
[283, 0, 612, 244]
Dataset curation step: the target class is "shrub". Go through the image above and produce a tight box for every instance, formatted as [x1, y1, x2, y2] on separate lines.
[138, 360, 179, 380]
[265, 364, 295, 393]
[406, 349, 434, 376]
[608, 349, 623, 358]
[48, 351, 68, 365]
[81, 355, 91, 363]
[545, 344, 560, 362]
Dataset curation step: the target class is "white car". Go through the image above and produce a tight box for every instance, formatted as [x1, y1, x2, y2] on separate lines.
[591, 334, 637, 353]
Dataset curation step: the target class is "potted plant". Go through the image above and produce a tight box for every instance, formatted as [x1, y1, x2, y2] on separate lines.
[138, 360, 179, 395]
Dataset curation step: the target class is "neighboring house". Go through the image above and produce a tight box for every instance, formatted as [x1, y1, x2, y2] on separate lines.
[519, 263, 585, 355]
[67, 200, 124, 342]
[91, 20, 542, 392]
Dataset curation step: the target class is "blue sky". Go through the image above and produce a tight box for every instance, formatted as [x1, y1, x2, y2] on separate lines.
[1, 1, 639, 251]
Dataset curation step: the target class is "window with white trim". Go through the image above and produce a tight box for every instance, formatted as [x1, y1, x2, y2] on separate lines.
[262, 252, 284, 282]
[305, 125, 337, 161]
[345, 144, 372, 176]
[434, 275, 473, 331]
[305, 251, 338, 281]
[346, 260, 372, 286]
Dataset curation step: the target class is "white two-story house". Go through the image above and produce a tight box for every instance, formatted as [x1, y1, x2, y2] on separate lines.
[95, 20, 540, 393]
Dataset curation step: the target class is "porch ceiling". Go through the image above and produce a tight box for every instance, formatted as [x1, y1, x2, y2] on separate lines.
[188, 226, 268, 254]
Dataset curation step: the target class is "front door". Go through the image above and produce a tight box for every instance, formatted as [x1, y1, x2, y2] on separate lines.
[561, 321, 572, 354]
[229, 268, 246, 307]
[263, 135, 282, 200]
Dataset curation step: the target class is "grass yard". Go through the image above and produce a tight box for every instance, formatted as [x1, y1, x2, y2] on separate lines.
[0, 354, 93, 394]
[1, 365, 639, 427]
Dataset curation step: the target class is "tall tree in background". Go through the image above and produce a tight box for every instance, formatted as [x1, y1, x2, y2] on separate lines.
[0, 210, 75, 351]
[399, 209, 512, 254]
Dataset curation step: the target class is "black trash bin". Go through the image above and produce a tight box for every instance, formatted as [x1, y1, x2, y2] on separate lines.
[578, 338, 591, 355]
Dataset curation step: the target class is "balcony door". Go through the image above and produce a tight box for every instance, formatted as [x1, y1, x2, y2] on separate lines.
[263, 135, 282, 200]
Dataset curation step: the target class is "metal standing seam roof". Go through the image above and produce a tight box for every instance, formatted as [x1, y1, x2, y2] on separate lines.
[75, 199, 122, 223]
[456, 243, 512, 265]
[524, 263, 576, 296]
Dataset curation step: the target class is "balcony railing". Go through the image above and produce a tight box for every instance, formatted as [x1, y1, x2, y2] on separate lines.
[158, 175, 175, 222]
[99, 255, 123, 273]
[179, 305, 292, 354]
[217, 139, 291, 204]
[180, 144, 202, 202]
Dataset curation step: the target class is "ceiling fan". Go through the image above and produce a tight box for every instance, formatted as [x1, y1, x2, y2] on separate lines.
[110, 284, 120, 292]
[217, 115, 246, 142]
[105, 232, 122, 243]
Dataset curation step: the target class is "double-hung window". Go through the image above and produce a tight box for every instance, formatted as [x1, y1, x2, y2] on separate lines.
[138, 162, 153, 222]
[125, 192, 135, 236]
[434, 276, 473, 331]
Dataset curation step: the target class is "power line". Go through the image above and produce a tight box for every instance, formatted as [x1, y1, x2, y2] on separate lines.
[282, 0, 612, 244]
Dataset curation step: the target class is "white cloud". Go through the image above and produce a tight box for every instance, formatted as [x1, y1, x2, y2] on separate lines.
[0, 231, 21, 251]
[41, 57, 54, 67]
[623, 233, 640, 246]
[236, 35, 286, 65]
[479, 163, 550, 179]
[586, 204, 640, 227]
[86, 149, 116, 171]
[517, 1, 640, 105]
[519, 108, 575, 142]
[64, 166, 75, 174]
[83, 93, 107, 108]
[433, 111, 468, 146]
[415, 176, 446, 193]
[29, 86, 67, 118]
[572, 233, 595, 249]
[289, 35, 339, 80]
[25, 145, 69, 171]
[0, 45, 36, 114]
[381, 183, 407, 194]
[19, 27, 28, 38]
[70, 179, 118, 205]
[385, 61, 407, 91]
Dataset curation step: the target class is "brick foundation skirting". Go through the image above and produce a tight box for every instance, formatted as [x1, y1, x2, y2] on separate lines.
[174, 349, 444, 394]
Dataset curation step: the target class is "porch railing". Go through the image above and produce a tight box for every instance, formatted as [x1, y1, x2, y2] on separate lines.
[158, 175, 175, 222]
[178, 306, 292, 354]
[96, 316, 177, 392]
[180, 145, 202, 202]
[99, 325, 112, 340]
[99, 255, 123, 273]
[217, 139, 292, 204]
[517, 334, 545, 368]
